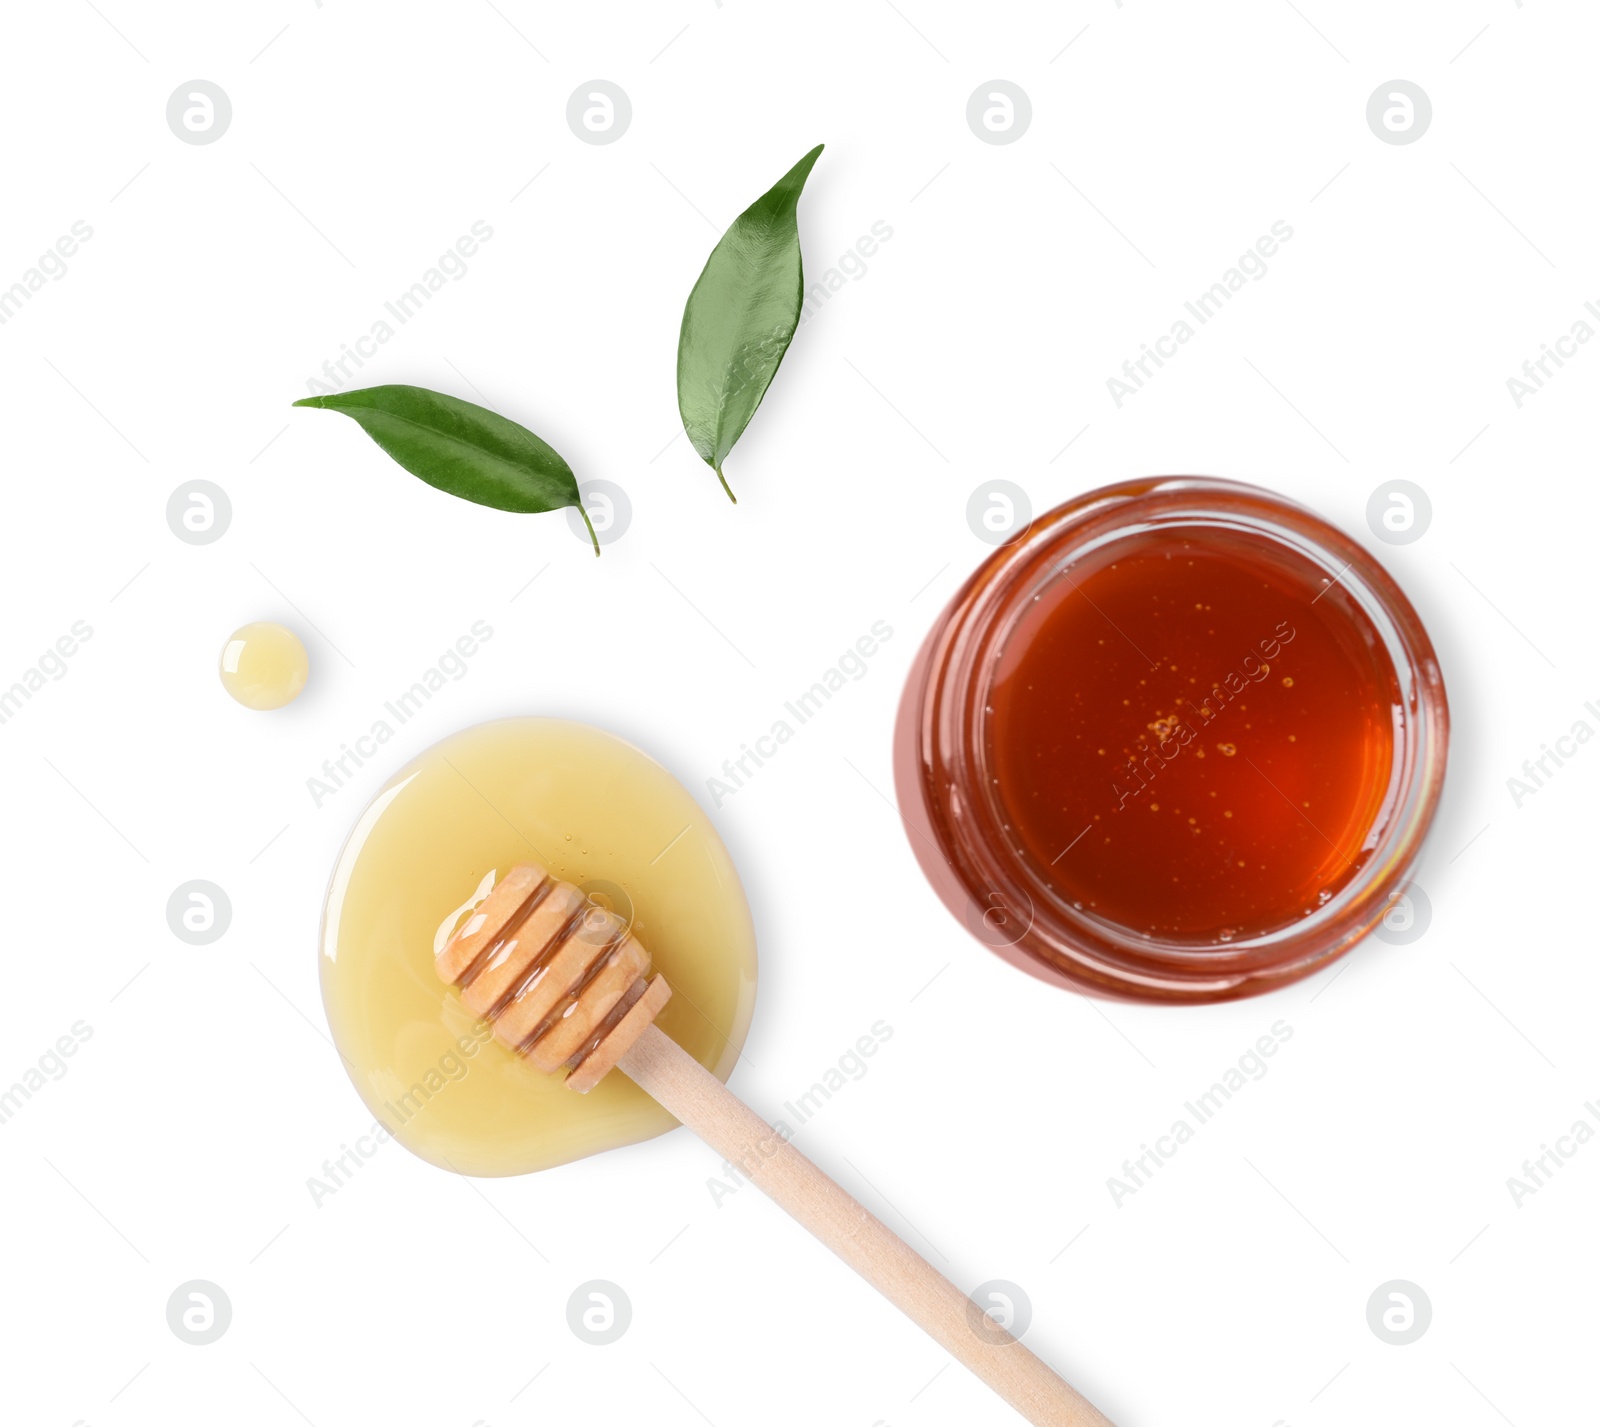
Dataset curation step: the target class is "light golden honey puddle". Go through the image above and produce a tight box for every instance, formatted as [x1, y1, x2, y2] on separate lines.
[320, 718, 757, 1176]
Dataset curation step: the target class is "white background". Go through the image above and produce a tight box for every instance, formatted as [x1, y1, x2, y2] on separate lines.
[1, 2, 1595, 1425]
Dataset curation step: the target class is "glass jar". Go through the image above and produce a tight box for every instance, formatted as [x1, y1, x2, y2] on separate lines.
[893, 477, 1449, 1003]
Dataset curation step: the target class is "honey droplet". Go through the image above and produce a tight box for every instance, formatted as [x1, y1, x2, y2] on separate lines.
[220, 622, 308, 710]
[1217, 742, 1237, 757]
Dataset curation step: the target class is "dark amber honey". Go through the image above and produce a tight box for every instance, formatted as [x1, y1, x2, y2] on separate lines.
[987, 528, 1395, 942]
[896, 478, 1448, 1002]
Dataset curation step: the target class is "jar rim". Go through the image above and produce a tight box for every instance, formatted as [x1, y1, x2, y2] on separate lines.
[893, 476, 1450, 1003]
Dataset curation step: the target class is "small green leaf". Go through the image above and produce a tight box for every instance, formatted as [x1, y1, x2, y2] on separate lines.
[293, 384, 597, 554]
[676, 144, 824, 502]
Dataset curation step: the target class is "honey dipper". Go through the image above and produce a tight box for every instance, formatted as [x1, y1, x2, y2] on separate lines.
[436, 862, 1114, 1427]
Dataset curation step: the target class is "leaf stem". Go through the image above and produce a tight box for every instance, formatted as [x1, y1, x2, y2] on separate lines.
[715, 465, 737, 504]
[579, 503, 600, 556]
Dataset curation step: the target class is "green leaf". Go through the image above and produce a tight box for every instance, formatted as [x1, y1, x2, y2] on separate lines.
[293, 384, 597, 554]
[676, 144, 824, 503]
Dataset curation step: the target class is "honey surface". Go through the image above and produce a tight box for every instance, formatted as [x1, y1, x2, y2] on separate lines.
[987, 529, 1398, 942]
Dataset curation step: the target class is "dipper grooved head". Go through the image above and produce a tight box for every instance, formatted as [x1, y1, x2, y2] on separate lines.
[435, 862, 671, 1091]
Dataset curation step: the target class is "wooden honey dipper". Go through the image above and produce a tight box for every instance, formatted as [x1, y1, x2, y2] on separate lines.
[436, 862, 1114, 1427]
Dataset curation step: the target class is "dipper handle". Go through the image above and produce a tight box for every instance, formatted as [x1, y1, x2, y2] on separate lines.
[435, 865, 1114, 1425]
[618, 1024, 1114, 1427]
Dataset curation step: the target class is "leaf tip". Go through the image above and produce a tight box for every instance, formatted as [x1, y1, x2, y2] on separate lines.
[793, 143, 825, 181]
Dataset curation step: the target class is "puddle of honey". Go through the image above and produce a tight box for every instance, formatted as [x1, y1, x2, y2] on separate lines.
[320, 718, 757, 1176]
